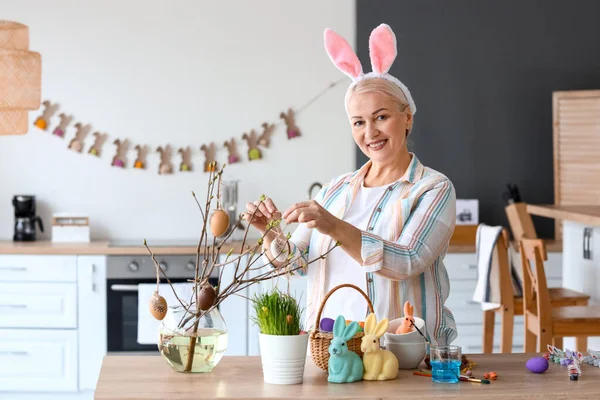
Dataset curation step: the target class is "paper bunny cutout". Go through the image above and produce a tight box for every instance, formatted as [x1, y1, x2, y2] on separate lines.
[257, 122, 275, 147]
[178, 146, 192, 171]
[327, 315, 364, 383]
[134, 145, 147, 169]
[361, 313, 398, 381]
[88, 132, 108, 157]
[157, 145, 174, 174]
[68, 122, 90, 153]
[242, 130, 262, 161]
[324, 23, 416, 115]
[112, 139, 129, 167]
[223, 138, 241, 164]
[53, 113, 72, 138]
[396, 301, 415, 334]
[34, 100, 59, 130]
[200, 143, 217, 172]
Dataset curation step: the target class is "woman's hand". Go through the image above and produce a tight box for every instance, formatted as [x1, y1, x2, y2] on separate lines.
[241, 196, 279, 234]
[282, 200, 340, 236]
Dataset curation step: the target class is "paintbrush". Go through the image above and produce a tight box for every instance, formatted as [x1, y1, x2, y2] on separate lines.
[410, 320, 430, 345]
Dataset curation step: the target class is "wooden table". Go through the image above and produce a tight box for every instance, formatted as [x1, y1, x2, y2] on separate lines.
[94, 354, 600, 399]
[527, 205, 600, 227]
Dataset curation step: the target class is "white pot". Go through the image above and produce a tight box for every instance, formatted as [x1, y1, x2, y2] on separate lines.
[258, 333, 309, 385]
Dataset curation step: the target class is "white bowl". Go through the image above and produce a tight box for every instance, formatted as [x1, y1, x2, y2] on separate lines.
[384, 317, 426, 344]
[384, 340, 427, 369]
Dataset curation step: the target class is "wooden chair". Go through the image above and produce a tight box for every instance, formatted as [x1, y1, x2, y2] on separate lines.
[482, 229, 590, 354]
[520, 238, 600, 352]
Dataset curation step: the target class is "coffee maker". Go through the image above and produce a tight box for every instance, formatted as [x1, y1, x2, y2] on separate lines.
[12, 195, 44, 241]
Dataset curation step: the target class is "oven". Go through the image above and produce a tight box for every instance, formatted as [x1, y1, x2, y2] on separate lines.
[106, 254, 218, 354]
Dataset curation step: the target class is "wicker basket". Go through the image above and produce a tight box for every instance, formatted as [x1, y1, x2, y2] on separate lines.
[309, 283, 374, 371]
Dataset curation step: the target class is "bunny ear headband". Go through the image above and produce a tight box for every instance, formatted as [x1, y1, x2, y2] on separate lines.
[324, 23, 416, 115]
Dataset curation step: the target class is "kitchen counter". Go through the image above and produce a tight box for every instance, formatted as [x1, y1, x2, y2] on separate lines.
[0, 240, 562, 255]
[0, 239, 251, 255]
[94, 354, 599, 399]
[527, 204, 600, 226]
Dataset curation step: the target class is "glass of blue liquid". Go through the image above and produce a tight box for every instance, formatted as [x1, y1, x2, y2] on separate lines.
[430, 345, 462, 383]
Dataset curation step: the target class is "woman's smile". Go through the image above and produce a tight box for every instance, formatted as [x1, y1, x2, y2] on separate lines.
[367, 139, 388, 151]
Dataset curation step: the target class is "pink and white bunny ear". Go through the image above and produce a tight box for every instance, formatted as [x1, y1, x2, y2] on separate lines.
[369, 23, 397, 74]
[324, 28, 363, 79]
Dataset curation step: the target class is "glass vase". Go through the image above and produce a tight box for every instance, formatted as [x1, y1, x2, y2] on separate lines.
[158, 305, 228, 373]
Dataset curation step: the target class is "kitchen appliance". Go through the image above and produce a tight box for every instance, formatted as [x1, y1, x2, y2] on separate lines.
[106, 254, 218, 354]
[12, 195, 44, 241]
[51, 213, 90, 243]
[220, 180, 245, 238]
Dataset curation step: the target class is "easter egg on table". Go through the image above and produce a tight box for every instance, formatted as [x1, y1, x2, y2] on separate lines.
[526, 357, 549, 373]
[319, 317, 335, 332]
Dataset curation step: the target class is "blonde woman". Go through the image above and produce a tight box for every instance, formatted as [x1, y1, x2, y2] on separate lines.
[243, 24, 457, 346]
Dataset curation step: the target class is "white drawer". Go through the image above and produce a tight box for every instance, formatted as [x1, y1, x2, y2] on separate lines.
[0, 255, 77, 282]
[0, 329, 78, 392]
[0, 283, 77, 328]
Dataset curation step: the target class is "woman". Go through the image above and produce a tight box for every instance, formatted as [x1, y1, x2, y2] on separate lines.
[242, 24, 457, 346]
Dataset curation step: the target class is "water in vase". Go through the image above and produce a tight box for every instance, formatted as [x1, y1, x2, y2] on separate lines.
[160, 328, 228, 373]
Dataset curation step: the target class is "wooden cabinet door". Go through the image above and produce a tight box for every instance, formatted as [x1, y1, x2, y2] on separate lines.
[553, 90, 600, 239]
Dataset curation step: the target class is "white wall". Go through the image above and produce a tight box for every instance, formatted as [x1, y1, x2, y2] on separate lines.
[0, 0, 356, 241]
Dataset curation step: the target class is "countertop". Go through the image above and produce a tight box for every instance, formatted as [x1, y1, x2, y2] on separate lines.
[94, 354, 599, 399]
[0, 239, 562, 255]
[527, 204, 600, 226]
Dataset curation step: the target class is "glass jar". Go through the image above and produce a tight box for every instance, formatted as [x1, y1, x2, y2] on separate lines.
[158, 305, 228, 373]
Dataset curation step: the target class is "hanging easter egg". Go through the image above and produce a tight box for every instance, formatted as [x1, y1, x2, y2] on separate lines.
[270, 239, 289, 263]
[149, 291, 167, 320]
[526, 357, 549, 374]
[319, 317, 334, 332]
[198, 284, 217, 311]
[210, 209, 229, 237]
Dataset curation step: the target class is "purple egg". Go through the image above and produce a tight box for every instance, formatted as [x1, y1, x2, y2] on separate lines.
[320, 317, 335, 332]
[526, 357, 549, 374]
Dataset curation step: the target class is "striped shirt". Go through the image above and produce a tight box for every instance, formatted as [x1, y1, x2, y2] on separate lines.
[281, 153, 457, 346]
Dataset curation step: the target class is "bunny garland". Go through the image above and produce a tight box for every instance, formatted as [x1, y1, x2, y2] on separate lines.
[324, 23, 417, 116]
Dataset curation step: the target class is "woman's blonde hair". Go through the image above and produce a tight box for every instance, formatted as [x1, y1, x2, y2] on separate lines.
[346, 78, 413, 134]
[347, 78, 410, 112]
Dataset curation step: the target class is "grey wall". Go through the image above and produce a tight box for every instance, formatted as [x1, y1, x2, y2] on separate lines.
[356, 0, 600, 238]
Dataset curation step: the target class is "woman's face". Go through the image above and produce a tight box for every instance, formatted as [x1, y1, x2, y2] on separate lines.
[347, 91, 412, 164]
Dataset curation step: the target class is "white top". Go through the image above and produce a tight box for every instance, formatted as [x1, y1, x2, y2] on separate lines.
[319, 182, 388, 323]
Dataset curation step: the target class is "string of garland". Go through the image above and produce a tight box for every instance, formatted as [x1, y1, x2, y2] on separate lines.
[31, 79, 345, 175]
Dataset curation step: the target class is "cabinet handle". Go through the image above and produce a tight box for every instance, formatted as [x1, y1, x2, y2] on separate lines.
[0, 267, 27, 272]
[0, 304, 28, 309]
[583, 228, 593, 260]
[464, 300, 479, 305]
[91, 264, 97, 293]
[0, 351, 28, 356]
[464, 264, 477, 270]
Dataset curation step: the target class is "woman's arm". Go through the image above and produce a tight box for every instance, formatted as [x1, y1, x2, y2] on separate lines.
[358, 178, 456, 280]
[285, 177, 455, 280]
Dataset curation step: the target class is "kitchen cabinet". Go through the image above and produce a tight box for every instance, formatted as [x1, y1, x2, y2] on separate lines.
[77, 256, 107, 391]
[218, 254, 249, 357]
[0, 254, 108, 397]
[0, 282, 77, 328]
[0, 328, 78, 392]
[561, 221, 600, 304]
[444, 251, 563, 353]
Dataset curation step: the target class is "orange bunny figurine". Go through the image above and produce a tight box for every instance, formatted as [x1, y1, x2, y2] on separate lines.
[395, 301, 415, 334]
